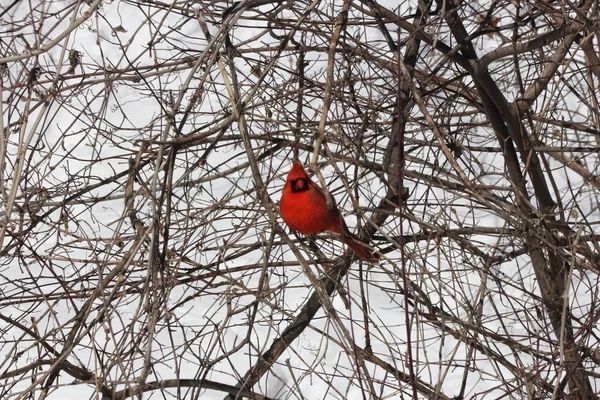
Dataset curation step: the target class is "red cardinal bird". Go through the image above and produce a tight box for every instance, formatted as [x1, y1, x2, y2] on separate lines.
[280, 161, 379, 262]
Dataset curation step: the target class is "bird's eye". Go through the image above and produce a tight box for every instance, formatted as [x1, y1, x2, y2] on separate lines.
[291, 178, 309, 193]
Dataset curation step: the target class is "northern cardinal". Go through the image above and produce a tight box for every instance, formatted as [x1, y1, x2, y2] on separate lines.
[280, 161, 379, 262]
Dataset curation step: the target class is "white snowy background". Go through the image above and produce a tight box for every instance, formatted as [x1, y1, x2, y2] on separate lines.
[1, 0, 599, 399]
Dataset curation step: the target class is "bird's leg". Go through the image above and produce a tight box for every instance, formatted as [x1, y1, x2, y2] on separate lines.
[306, 235, 321, 254]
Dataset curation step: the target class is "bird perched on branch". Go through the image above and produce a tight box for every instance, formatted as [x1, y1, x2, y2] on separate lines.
[280, 161, 379, 262]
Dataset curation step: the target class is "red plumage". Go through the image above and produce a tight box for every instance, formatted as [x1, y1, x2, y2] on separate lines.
[280, 161, 379, 262]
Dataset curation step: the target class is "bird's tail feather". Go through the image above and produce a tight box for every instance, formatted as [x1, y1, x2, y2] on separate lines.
[343, 234, 380, 262]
